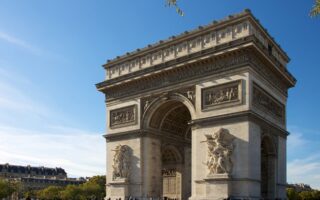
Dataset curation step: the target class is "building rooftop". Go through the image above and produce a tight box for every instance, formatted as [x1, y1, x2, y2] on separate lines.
[0, 163, 67, 176]
[100, 9, 291, 81]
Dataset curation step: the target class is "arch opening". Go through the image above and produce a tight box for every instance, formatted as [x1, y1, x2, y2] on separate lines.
[261, 136, 276, 199]
[145, 99, 192, 200]
[147, 100, 192, 141]
[162, 146, 182, 200]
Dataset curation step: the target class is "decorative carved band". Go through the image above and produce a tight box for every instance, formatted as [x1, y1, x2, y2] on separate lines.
[250, 56, 287, 96]
[202, 80, 242, 110]
[252, 83, 285, 122]
[103, 50, 288, 102]
[110, 105, 137, 128]
[107, 52, 250, 101]
[106, 20, 251, 79]
[162, 168, 176, 177]
[140, 86, 195, 121]
[104, 11, 288, 80]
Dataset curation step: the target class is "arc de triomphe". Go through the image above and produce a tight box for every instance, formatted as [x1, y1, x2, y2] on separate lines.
[96, 10, 296, 200]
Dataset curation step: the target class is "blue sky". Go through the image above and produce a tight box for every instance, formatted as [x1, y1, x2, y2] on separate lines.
[0, 0, 319, 188]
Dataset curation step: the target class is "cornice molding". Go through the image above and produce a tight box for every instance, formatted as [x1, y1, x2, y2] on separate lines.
[104, 110, 288, 142]
[97, 36, 255, 89]
[99, 10, 291, 82]
[189, 110, 289, 138]
[97, 44, 294, 102]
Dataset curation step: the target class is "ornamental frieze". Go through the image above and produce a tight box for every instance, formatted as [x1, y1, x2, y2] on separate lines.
[253, 83, 285, 122]
[202, 80, 242, 110]
[110, 105, 137, 128]
[178, 86, 196, 105]
[106, 21, 251, 79]
[140, 86, 196, 118]
[107, 53, 250, 101]
[140, 95, 159, 117]
[162, 168, 177, 177]
[250, 56, 287, 95]
[104, 51, 288, 102]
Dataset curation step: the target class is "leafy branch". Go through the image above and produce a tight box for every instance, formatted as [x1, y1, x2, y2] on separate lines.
[311, 0, 320, 17]
[165, 0, 320, 18]
[166, 0, 184, 16]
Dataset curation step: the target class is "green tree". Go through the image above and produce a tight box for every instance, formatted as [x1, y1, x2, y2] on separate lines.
[287, 188, 300, 200]
[310, 190, 320, 199]
[166, 0, 184, 16]
[311, 0, 320, 17]
[60, 185, 85, 200]
[80, 176, 106, 199]
[299, 191, 314, 199]
[27, 176, 106, 200]
[85, 176, 106, 188]
[24, 190, 38, 199]
[0, 178, 16, 199]
[299, 190, 320, 200]
[36, 186, 63, 200]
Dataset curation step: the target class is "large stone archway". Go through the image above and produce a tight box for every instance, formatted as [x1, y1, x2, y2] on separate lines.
[261, 135, 277, 199]
[142, 98, 193, 200]
[161, 145, 188, 200]
[97, 10, 296, 200]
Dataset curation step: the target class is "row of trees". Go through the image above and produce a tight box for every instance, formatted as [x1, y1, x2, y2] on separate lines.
[0, 176, 105, 200]
[0, 178, 21, 199]
[32, 176, 105, 200]
[287, 188, 320, 200]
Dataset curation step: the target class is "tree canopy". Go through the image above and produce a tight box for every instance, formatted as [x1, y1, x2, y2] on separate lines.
[166, 0, 184, 16]
[311, 0, 320, 17]
[287, 188, 320, 200]
[25, 176, 106, 200]
[37, 186, 63, 200]
[0, 178, 19, 199]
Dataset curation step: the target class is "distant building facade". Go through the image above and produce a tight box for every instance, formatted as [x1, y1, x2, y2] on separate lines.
[0, 163, 85, 190]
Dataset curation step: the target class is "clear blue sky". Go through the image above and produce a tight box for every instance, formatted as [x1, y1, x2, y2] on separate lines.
[0, 0, 319, 188]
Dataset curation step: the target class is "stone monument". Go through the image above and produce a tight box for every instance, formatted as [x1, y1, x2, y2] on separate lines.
[96, 10, 296, 200]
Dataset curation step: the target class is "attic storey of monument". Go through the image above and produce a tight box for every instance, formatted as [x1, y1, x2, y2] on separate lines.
[96, 10, 296, 200]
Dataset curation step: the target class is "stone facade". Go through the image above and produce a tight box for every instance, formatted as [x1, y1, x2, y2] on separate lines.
[96, 10, 296, 200]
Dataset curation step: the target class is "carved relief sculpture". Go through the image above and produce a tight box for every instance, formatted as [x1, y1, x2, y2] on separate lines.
[103, 54, 249, 101]
[141, 86, 195, 119]
[186, 90, 195, 101]
[110, 105, 137, 128]
[252, 83, 285, 122]
[179, 86, 196, 105]
[202, 80, 242, 110]
[162, 168, 177, 177]
[112, 145, 130, 181]
[202, 128, 235, 175]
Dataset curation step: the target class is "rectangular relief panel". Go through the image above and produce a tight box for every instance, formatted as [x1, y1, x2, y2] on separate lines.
[202, 80, 243, 110]
[109, 105, 137, 129]
[252, 83, 285, 123]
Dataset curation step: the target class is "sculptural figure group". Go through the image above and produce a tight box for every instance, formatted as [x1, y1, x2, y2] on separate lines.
[111, 110, 135, 126]
[203, 128, 235, 175]
[112, 145, 130, 180]
[206, 86, 238, 106]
